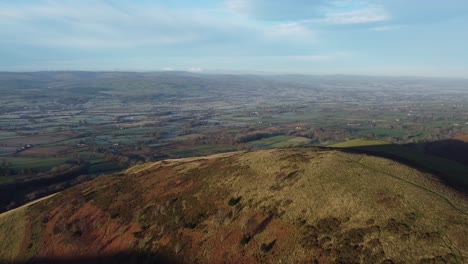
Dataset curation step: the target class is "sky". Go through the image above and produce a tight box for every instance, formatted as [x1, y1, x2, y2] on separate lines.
[0, 0, 467, 77]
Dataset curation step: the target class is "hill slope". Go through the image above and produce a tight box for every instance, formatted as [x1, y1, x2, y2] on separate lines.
[1, 147, 467, 263]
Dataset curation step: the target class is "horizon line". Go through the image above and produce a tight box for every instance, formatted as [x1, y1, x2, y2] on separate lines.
[0, 70, 467, 81]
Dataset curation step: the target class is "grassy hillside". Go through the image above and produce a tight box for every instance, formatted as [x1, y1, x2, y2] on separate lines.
[0, 207, 27, 262]
[1, 147, 467, 263]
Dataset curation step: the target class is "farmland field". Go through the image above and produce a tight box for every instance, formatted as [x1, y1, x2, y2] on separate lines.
[249, 135, 312, 148]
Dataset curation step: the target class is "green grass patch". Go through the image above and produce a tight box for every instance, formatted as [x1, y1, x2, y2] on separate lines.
[0, 131, 17, 139]
[3, 157, 70, 171]
[249, 135, 311, 148]
[353, 128, 405, 138]
[329, 139, 390, 148]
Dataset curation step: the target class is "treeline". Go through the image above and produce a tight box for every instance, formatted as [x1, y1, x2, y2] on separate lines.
[236, 132, 283, 143]
[182, 127, 351, 147]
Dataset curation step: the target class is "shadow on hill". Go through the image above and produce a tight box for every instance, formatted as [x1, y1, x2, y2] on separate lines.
[405, 139, 468, 166]
[0, 166, 91, 213]
[3, 251, 180, 264]
[333, 139, 468, 194]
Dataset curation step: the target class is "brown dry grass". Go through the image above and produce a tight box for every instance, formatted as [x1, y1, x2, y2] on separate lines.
[455, 134, 468, 142]
[216, 149, 468, 262]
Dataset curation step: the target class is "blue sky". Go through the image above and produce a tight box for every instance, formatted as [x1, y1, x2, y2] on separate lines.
[1, 0, 467, 77]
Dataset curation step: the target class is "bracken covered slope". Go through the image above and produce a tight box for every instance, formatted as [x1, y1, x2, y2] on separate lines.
[1, 147, 467, 263]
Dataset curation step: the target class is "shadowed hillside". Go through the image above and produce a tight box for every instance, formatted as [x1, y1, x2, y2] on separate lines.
[1, 147, 467, 263]
[417, 139, 468, 166]
[4, 252, 178, 264]
[330, 139, 468, 193]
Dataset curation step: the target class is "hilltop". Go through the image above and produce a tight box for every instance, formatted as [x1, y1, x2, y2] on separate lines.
[1, 147, 467, 263]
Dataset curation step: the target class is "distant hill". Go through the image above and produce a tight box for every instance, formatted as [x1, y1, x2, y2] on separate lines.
[1, 147, 467, 263]
[0, 71, 307, 99]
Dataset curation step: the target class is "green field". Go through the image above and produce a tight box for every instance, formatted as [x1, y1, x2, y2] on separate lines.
[248, 135, 311, 148]
[0, 131, 17, 139]
[0, 148, 17, 156]
[353, 128, 405, 138]
[3, 157, 71, 171]
[329, 139, 390, 148]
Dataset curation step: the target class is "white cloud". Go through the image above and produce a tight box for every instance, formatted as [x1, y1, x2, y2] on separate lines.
[226, 0, 391, 25]
[226, 0, 250, 14]
[324, 8, 390, 25]
[188, 67, 204, 72]
[265, 22, 315, 40]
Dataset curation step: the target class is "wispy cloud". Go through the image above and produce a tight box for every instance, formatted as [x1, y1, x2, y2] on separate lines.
[376, 0, 468, 23]
[0, 1, 247, 49]
[226, 0, 330, 20]
[265, 22, 315, 40]
[262, 52, 352, 62]
[188, 67, 204, 72]
[226, 0, 390, 25]
[1, 0, 468, 77]
[0, 2, 201, 48]
[324, 8, 390, 25]
[370, 25, 400, 32]
[0, 0, 319, 51]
